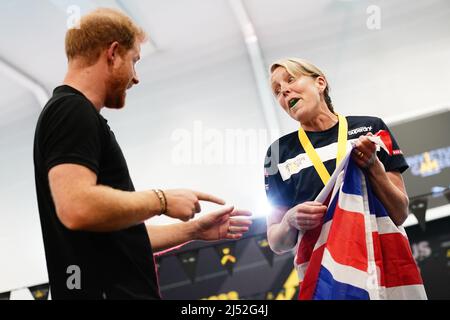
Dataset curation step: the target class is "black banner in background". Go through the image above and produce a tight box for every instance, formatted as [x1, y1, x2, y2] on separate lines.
[265, 259, 299, 300]
[407, 216, 450, 299]
[445, 190, 450, 203]
[0, 291, 10, 300]
[409, 198, 428, 231]
[214, 242, 237, 276]
[254, 235, 274, 267]
[177, 250, 199, 283]
[29, 283, 49, 300]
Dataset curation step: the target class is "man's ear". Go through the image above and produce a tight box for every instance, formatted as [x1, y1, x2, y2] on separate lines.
[315, 76, 327, 93]
[106, 41, 120, 64]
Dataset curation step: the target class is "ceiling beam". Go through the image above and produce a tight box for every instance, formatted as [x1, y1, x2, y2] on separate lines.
[0, 57, 49, 109]
[229, 0, 280, 135]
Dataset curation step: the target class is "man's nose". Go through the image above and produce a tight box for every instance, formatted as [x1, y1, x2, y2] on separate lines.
[127, 77, 139, 90]
[132, 75, 139, 85]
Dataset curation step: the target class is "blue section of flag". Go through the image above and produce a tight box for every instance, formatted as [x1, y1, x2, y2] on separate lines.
[342, 160, 362, 196]
[313, 266, 369, 300]
[364, 175, 389, 217]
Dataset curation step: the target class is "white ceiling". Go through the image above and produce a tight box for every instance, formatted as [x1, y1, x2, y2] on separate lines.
[0, 0, 449, 124]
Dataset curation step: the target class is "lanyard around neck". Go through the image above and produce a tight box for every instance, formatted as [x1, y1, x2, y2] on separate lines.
[298, 114, 348, 185]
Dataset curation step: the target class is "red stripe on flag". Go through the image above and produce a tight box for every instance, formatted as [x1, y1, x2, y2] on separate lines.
[375, 130, 393, 155]
[371, 232, 386, 287]
[379, 233, 424, 287]
[327, 206, 368, 272]
[298, 244, 326, 300]
[296, 226, 321, 265]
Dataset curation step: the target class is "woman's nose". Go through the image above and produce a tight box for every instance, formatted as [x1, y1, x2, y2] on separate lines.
[281, 85, 290, 96]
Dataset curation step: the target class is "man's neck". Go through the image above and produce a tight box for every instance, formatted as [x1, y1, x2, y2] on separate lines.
[63, 63, 106, 112]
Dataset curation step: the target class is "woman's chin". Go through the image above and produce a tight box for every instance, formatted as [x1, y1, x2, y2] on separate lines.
[289, 107, 304, 121]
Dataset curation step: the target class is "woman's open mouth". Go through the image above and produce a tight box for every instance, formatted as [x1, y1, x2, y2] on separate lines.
[289, 98, 300, 110]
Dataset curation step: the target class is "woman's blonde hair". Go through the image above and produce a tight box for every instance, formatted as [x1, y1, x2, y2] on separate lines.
[65, 8, 147, 66]
[270, 58, 334, 113]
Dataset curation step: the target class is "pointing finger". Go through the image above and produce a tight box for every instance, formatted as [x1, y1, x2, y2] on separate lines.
[194, 191, 226, 205]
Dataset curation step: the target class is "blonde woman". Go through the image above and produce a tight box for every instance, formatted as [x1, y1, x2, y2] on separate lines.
[265, 58, 409, 254]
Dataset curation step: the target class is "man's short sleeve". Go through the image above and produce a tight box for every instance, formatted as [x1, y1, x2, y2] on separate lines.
[40, 96, 103, 174]
[376, 118, 409, 174]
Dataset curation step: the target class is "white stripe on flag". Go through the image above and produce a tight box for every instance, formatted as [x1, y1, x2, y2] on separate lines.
[338, 192, 365, 216]
[322, 248, 369, 291]
[376, 216, 408, 236]
[361, 173, 383, 300]
[386, 285, 428, 300]
[314, 220, 332, 250]
[295, 262, 309, 282]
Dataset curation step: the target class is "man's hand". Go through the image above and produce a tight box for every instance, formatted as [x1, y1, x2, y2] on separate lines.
[193, 206, 252, 241]
[163, 189, 225, 222]
[285, 201, 327, 231]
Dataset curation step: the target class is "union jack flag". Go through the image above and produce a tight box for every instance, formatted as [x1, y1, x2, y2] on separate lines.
[294, 137, 427, 300]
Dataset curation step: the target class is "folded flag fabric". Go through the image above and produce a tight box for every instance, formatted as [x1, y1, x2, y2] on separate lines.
[294, 147, 427, 300]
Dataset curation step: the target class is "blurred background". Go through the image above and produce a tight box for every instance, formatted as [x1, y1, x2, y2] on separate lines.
[0, 0, 449, 299]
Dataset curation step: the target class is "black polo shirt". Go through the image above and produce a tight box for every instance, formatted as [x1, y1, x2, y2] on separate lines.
[264, 116, 409, 209]
[33, 85, 160, 299]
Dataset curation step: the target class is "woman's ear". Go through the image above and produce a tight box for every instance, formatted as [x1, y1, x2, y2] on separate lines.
[315, 76, 327, 93]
